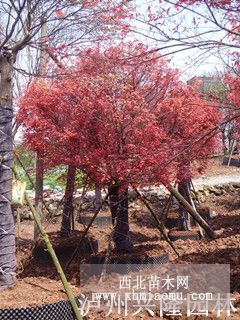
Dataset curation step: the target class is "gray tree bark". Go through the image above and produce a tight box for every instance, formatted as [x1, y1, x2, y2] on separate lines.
[178, 178, 191, 231]
[0, 49, 16, 289]
[60, 165, 76, 236]
[94, 187, 102, 210]
[109, 184, 133, 253]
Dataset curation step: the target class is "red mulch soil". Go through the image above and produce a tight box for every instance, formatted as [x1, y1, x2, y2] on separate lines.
[167, 211, 179, 219]
[0, 277, 79, 309]
[0, 158, 239, 318]
[91, 241, 167, 259]
[168, 230, 199, 237]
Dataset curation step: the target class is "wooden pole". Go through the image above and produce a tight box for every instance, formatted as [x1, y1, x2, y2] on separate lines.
[227, 140, 235, 167]
[76, 182, 98, 254]
[161, 181, 177, 225]
[34, 17, 48, 240]
[13, 168, 82, 320]
[161, 193, 173, 222]
[187, 184, 204, 237]
[14, 151, 56, 220]
[66, 193, 109, 269]
[134, 189, 180, 257]
[168, 184, 216, 239]
[16, 208, 21, 249]
[190, 179, 200, 206]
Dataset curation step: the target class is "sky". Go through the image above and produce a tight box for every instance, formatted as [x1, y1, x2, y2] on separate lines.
[129, 0, 236, 81]
[14, 0, 239, 143]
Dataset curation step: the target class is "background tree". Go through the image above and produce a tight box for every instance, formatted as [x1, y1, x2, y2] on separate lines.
[154, 80, 220, 229]
[134, 0, 239, 64]
[224, 67, 240, 151]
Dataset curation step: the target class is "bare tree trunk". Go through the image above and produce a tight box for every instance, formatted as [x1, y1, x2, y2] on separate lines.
[94, 186, 102, 210]
[169, 184, 216, 239]
[178, 179, 191, 231]
[60, 165, 76, 236]
[34, 17, 47, 240]
[109, 184, 119, 226]
[0, 49, 16, 289]
[108, 184, 133, 253]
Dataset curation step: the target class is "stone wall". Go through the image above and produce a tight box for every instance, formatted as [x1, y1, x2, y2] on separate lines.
[15, 182, 240, 221]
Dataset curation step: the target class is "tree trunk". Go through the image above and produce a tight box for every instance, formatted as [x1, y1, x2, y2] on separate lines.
[108, 184, 133, 253]
[109, 184, 119, 226]
[60, 165, 76, 236]
[169, 184, 216, 239]
[0, 49, 16, 289]
[94, 187, 102, 210]
[178, 178, 191, 230]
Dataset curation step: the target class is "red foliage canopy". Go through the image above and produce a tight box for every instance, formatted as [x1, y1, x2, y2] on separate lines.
[18, 42, 220, 187]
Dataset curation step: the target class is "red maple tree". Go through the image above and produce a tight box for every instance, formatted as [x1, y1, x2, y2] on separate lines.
[18, 42, 220, 250]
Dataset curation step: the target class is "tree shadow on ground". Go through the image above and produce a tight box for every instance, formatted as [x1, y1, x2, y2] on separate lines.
[18, 231, 97, 284]
[19, 245, 84, 283]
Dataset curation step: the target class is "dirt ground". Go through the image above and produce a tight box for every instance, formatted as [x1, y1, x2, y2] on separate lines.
[0, 156, 239, 319]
